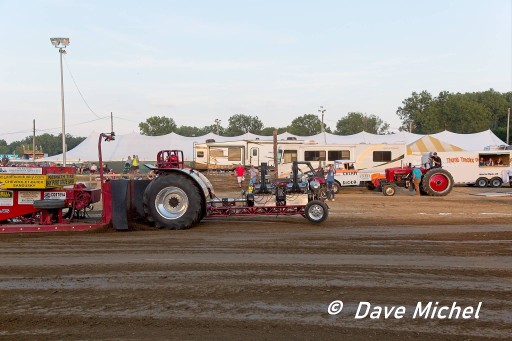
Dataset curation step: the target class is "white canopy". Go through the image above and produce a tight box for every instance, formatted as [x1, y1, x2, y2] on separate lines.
[39, 129, 506, 163]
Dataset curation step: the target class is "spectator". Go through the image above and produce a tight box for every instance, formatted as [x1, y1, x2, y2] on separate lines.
[90, 163, 98, 174]
[496, 157, 504, 166]
[325, 164, 335, 201]
[131, 155, 139, 173]
[479, 157, 485, 167]
[234, 164, 245, 188]
[249, 165, 258, 186]
[412, 166, 422, 196]
[124, 156, 132, 174]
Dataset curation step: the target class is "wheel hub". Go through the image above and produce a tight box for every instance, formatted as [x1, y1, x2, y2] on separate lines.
[309, 204, 324, 221]
[429, 174, 449, 192]
[155, 187, 189, 219]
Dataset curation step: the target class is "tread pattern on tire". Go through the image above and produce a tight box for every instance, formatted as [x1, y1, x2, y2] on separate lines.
[33, 199, 66, 210]
[143, 173, 203, 230]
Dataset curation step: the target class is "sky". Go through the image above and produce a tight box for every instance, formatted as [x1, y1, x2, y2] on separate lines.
[0, 0, 510, 143]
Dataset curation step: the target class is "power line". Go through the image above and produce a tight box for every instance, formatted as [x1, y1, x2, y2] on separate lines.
[63, 56, 106, 120]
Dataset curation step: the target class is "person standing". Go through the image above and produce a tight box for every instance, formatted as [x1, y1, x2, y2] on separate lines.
[430, 152, 442, 168]
[234, 164, 245, 188]
[131, 154, 139, 173]
[412, 166, 422, 196]
[326, 164, 335, 201]
[249, 165, 258, 186]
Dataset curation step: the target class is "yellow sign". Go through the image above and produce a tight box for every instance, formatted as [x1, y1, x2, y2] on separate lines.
[0, 174, 75, 189]
[46, 174, 75, 187]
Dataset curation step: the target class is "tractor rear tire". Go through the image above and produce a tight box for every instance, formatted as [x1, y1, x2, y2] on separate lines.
[33, 200, 66, 210]
[304, 200, 328, 223]
[143, 173, 203, 230]
[421, 168, 454, 196]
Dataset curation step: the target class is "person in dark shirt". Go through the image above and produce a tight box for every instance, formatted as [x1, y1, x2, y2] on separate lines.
[430, 152, 442, 168]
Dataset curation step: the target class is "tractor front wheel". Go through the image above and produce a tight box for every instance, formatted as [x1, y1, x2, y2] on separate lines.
[382, 185, 396, 196]
[143, 173, 203, 230]
[304, 200, 328, 223]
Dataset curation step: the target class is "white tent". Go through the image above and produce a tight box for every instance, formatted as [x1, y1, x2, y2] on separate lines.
[39, 129, 506, 163]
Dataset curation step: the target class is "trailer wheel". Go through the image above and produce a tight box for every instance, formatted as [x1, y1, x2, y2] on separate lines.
[475, 177, 489, 188]
[382, 185, 395, 196]
[490, 177, 503, 188]
[332, 181, 340, 194]
[33, 200, 66, 210]
[421, 168, 454, 196]
[304, 200, 328, 223]
[143, 173, 203, 230]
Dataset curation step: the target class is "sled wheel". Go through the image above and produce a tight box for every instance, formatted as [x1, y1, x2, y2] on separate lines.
[304, 200, 328, 223]
[421, 168, 454, 196]
[143, 173, 203, 230]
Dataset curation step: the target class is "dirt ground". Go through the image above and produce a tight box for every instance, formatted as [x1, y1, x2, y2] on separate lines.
[0, 176, 511, 340]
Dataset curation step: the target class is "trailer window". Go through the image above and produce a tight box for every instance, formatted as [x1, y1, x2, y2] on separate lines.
[478, 153, 510, 167]
[328, 150, 350, 161]
[210, 148, 224, 157]
[283, 150, 297, 163]
[196, 151, 204, 158]
[304, 150, 326, 161]
[228, 147, 242, 161]
[373, 151, 392, 162]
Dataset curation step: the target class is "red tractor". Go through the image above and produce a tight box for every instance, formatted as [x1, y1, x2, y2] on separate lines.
[380, 166, 454, 196]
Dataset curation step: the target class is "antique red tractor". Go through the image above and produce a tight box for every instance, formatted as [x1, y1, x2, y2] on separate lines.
[379, 165, 454, 196]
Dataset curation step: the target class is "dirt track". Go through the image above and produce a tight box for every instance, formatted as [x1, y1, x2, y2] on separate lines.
[0, 182, 511, 340]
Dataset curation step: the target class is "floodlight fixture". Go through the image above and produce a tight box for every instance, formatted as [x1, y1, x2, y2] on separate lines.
[50, 37, 70, 48]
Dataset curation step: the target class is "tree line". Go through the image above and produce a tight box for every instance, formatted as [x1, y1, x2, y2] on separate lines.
[1, 89, 510, 157]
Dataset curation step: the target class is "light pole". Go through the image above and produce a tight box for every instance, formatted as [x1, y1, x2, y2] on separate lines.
[50, 37, 70, 166]
[318, 106, 326, 143]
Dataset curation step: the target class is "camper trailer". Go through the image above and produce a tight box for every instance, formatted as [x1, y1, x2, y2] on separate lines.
[420, 151, 511, 187]
[194, 139, 407, 174]
[193, 139, 302, 171]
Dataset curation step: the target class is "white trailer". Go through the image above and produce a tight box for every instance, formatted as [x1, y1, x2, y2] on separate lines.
[194, 139, 409, 177]
[420, 151, 511, 187]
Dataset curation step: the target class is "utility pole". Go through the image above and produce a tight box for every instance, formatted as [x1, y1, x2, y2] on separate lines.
[507, 108, 510, 145]
[32, 119, 36, 161]
[111, 112, 114, 133]
[409, 121, 413, 133]
[50, 37, 70, 166]
[273, 128, 278, 178]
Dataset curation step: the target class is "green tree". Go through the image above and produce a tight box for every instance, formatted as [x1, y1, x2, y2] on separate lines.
[0, 139, 8, 154]
[259, 127, 288, 136]
[139, 116, 177, 136]
[225, 114, 263, 136]
[334, 112, 390, 135]
[396, 90, 433, 133]
[287, 114, 329, 136]
[175, 125, 205, 136]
